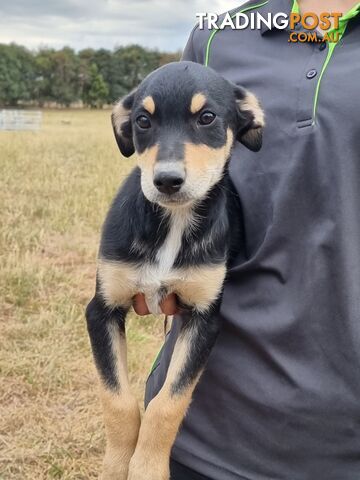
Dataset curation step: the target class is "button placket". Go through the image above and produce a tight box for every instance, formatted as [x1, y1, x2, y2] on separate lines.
[295, 40, 328, 129]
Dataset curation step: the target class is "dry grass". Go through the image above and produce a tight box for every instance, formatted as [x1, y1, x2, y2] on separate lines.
[0, 110, 164, 479]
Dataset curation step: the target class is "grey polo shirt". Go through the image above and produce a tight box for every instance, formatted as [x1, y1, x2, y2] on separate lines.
[145, 1, 360, 478]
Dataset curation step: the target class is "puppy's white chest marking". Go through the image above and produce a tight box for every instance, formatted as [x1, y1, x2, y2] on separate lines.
[156, 209, 189, 272]
[97, 208, 226, 314]
[140, 208, 192, 314]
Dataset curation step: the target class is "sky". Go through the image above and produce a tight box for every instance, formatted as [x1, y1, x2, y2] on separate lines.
[0, 0, 244, 52]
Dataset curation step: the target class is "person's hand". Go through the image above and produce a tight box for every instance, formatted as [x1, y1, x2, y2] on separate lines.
[132, 292, 179, 316]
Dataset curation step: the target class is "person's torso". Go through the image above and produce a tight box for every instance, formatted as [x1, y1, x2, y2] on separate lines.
[146, 2, 360, 478]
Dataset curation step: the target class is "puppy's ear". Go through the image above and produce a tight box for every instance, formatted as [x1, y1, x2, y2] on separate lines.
[234, 86, 265, 152]
[111, 89, 137, 157]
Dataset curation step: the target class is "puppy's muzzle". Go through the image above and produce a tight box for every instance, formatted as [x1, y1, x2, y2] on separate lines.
[153, 171, 185, 195]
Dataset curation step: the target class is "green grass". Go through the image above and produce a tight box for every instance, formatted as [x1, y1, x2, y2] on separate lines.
[0, 109, 164, 479]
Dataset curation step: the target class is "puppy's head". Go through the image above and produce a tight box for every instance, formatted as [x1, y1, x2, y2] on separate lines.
[112, 61, 264, 208]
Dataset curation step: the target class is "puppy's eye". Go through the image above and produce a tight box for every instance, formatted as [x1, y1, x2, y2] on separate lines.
[136, 115, 151, 129]
[198, 111, 216, 125]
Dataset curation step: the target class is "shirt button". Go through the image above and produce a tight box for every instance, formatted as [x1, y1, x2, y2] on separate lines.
[319, 42, 326, 51]
[306, 69, 318, 79]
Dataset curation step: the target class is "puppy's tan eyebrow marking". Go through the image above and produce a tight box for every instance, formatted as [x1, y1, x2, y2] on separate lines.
[142, 95, 156, 114]
[190, 92, 207, 114]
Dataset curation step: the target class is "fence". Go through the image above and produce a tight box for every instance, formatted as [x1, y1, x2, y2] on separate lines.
[0, 110, 42, 131]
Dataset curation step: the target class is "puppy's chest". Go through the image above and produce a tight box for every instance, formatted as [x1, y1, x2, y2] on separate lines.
[135, 209, 201, 313]
[98, 210, 227, 314]
[136, 216, 188, 313]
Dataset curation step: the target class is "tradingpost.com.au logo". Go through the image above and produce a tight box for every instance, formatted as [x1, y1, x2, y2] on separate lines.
[196, 11, 343, 43]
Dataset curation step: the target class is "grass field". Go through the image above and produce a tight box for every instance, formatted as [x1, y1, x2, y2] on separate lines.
[0, 110, 164, 479]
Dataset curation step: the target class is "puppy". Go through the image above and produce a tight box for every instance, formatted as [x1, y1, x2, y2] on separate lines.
[86, 61, 264, 480]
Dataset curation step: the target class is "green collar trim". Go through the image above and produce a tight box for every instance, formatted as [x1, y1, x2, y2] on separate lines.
[339, 2, 360, 22]
[291, 0, 360, 34]
[204, 0, 269, 66]
[292, 0, 300, 14]
[308, 2, 360, 123]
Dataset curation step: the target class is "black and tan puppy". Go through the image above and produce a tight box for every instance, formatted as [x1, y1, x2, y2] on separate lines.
[86, 61, 264, 480]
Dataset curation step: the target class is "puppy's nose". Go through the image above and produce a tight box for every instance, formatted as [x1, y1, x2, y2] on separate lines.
[153, 171, 184, 195]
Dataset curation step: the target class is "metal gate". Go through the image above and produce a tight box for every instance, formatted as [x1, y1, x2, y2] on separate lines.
[0, 110, 42, 131]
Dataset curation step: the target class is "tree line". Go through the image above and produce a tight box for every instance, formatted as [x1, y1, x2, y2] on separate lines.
[0, 43, 181, 108]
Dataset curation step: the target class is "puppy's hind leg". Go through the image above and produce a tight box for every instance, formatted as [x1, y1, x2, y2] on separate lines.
[86, 295, 140, 480]
[128, 306, 221, 480]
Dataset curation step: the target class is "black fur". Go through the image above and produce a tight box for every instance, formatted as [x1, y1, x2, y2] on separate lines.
[86, 295, 127, 391]
[100, 167, 245, 269]
[170, 298, 223, 396]
[100, 168, 171, 264]
[86, 61, 262, 403]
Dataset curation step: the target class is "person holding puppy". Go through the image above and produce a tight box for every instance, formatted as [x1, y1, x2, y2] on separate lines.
[135, 0, 360, 478]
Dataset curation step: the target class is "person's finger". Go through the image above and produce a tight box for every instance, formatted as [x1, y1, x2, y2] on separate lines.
[133, 293, 150, 316]
[160, 293, 179, 315]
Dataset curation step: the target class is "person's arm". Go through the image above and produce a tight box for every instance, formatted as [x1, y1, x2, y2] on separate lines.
[181, 24, 199, 61]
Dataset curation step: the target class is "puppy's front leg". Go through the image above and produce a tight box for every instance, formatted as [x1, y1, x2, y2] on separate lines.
[86, 295, 141, 480]
[128, 307, 221, 480]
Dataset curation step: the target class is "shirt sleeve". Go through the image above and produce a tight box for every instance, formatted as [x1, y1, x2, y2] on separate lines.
[181, 24, 208, 64]
[181, 24, 199, 62]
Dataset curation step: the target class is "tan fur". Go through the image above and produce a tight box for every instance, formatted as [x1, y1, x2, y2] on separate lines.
[128, 329, 200, 480]
[112, 101, 130, 136]
[190, 92, 207, 114]
[107, 322, 130, 385]
[101, 389, 141, 480]
[128, 390, 193, 480]
[184, 128, 233, 175]
[137, 144, 160, 202]
[99, 321, 141, 480]
[164, 315, 173, 335]
[97, 258, 138, 308]
[183, 128, 233, 199]
[142, 95, 156, 115]
[239, 91, 265, 128]
[165, 328, 199, 381]
[175, 263, 226, 312]
[137, 144, 158, 169]
[98, 258, 225, 313]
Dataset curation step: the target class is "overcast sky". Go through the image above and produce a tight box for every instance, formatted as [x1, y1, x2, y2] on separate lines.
[0, 0, 244, 52]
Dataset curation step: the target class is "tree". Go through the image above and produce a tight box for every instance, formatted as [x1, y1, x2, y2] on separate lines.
[0, 43, 180, 108]
[47, 47, 81, 106]
[159, 51, 182, 66]
[34, 48, 56, 106]
[93, 49, 113, 103]
[82, 63, 109, 108]
[109, 45, 162, 100]
[0, 43, 36, 106]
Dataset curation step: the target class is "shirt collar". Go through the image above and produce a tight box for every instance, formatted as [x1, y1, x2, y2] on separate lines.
[259, 0, 360, 36]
